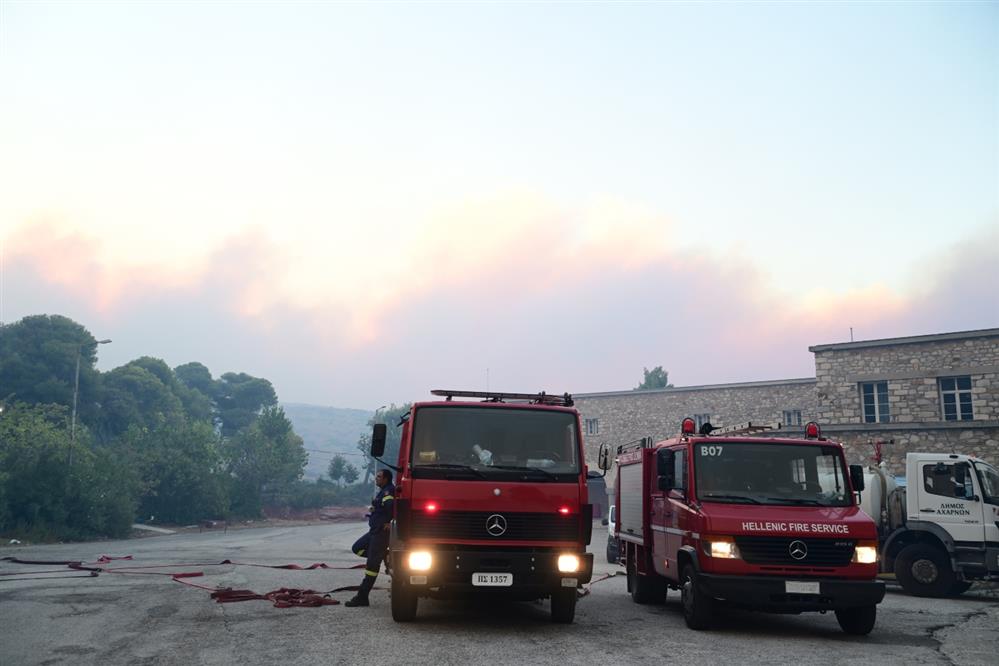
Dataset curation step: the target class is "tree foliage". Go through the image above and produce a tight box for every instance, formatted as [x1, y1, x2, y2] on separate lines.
[356, 403, 411, 482]
[216, 372, 278, 436]
[634, 366, 673, 390]
[327, 454, 359, 486]
[0, 313, 320, 540]
[0, 403, 137, 540]
[99, 364, 186, 439]
[225, 406, 307, 516]
[120, 421, 229, 524]
[0, 315, 101, 421]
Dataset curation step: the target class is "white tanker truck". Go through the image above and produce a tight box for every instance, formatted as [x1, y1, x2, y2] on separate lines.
[862, 452, 999, 597]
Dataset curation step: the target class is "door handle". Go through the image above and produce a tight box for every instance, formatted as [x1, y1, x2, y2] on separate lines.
[920, 508, 936, 513]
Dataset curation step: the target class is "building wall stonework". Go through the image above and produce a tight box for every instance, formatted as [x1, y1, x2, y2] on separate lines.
[575, 379, 817, 472]
[811, 330, 999, 424]
[576, 329, 999, 488]
[828, 426, 999, 475]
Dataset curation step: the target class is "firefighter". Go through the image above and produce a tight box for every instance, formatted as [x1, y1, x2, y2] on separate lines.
[345, 468, 395, 607]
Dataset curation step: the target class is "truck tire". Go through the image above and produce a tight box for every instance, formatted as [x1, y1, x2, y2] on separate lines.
[835, 605, 877, 635]
[680, 564, 713, 630]
[550, 588, 577, 623]
[627, 552, 666, 604]
[606, 539, 618, 564]
[947, 581, 973, 597]
[390, 575, 418, 622]
[895, 543, 954, 598]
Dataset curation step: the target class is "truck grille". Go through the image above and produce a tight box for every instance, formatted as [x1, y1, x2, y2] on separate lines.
[410, 511, 578, 542]
[735, 536, 855, 567]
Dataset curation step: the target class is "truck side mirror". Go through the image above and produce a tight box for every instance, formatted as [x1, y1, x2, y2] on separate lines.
[657, 449, 675, 491]
[954, 463, 967, 485]
[849, 464, 865, 492]
[370, 423, 387, 458]
[598, 443, 611, 471]
[601, 518, 609, 526]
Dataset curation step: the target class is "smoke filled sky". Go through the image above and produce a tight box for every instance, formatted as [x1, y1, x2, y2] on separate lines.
[1, 1, 997, 409]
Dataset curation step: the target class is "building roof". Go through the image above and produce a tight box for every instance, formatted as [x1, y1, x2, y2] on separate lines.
[575, 377, 816, 399]
[808, 328, 999, 353]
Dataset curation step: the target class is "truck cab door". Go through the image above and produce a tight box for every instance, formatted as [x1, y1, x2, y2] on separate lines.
[663, 448, 687, 582]
[652, 494, 669, 575]
[973, 461, 999, 572]
[915, 460, 985, 544]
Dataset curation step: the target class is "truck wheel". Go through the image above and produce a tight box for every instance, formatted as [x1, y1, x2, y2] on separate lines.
[606, 540, 618, 564]
[947, 581, 973, 597]
[680, 564, 713, 630]
[390, 575, 418, 622]
[550, 588, 577, 623]
[835, 605, 877, 635]
[895, 543, 954, 598]
[627, 552, 666, 604]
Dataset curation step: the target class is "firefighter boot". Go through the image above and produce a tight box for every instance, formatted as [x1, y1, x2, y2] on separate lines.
[344, 594, 369, 607]
[345, 572, 376, 607]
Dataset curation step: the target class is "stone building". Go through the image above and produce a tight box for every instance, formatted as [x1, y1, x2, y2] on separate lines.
[810, 328, 999, 473]
[576, 328, 999, 482]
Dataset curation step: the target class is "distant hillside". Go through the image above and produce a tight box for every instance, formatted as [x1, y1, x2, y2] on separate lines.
[282, 403, 373, 480]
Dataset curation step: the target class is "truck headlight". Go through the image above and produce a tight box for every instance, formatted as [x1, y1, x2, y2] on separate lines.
[852, 542, 878, 564]
[408, 551, 433, 571]
[704, 536, 740, 559]
[557, 554, 580, 573]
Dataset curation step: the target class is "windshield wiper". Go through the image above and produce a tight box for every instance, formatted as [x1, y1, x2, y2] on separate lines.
[700, 493, 761, 504]
[489, 465, 559, 479]
[765, 497, 824, 506]
[414, 463, 486, 479]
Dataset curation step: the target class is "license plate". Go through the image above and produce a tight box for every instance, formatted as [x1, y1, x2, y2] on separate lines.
[473, 572, 513, 587]
[785, 581, 820, 594]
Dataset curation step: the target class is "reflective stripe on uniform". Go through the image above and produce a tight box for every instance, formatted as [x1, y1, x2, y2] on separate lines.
[356, 549, 366, 557]
[364, 569, 379, 577]
[381, 495, 394, 503]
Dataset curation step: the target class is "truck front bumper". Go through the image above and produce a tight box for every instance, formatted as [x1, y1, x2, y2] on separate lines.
[393, 548, 593, 600]
[698, 574, 886, 612]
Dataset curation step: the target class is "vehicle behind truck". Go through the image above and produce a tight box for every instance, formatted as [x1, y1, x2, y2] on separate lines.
[862, 452, 999, 597]
[615, 419, 885, 634]
[370, 390, 605, 623]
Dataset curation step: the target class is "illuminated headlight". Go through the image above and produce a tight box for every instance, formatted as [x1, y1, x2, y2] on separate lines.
[557, 554, 580, 573]
[704, 537, 740, 559]
[408, 551, 433, 571]
[853, 543, 878, 564]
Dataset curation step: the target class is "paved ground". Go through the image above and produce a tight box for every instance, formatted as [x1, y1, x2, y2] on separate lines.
[1, 523, 997, 665]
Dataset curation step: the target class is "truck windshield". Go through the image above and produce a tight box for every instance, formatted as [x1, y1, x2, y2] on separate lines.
[694, 442, 851, 507]
[973, 461, 999, 505]
[410, 406, 580, 481]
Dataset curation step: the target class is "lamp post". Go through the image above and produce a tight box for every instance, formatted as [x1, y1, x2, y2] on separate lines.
[70, 338, 111, 466]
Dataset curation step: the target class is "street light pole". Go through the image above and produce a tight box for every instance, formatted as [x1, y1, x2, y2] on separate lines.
[70, 338, 111, 466]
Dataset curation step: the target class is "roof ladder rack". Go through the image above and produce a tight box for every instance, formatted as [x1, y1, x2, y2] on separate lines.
[430, 389, 574, 407]
[617, 436, 655, 455]
[710, 420, 783, 436]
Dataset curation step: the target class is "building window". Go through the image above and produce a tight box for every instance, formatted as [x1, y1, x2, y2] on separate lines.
[860, 381, 890, 423]
[585, 418, 599, 435]
[939, 376, 973, 421]
[783, 410, 802, 426]
[694, 414, 711, 430]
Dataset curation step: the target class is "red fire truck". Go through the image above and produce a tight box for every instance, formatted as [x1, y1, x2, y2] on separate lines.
[369, 390, 606, 623]
[614, 418, 885, 634]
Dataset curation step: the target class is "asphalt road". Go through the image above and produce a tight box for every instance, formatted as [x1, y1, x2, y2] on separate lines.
[1, 523, 997, 666]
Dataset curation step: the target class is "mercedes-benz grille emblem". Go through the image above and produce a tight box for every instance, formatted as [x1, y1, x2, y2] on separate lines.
[485, 514, 508, 537]
[788, 540, 808, 560]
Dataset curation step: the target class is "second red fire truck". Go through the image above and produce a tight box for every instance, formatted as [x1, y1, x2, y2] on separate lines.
[614, 418, 885, 634]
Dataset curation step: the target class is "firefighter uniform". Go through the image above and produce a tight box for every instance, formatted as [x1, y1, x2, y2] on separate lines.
[345, 482, 395, 606]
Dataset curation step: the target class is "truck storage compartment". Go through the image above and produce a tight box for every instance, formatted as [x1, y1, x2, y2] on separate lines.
[618, 462, 645, 539]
